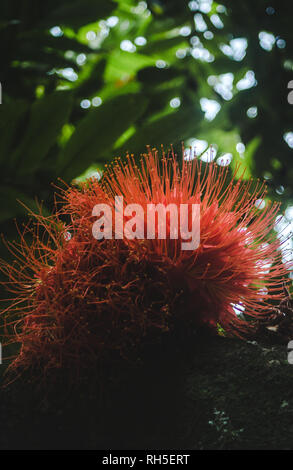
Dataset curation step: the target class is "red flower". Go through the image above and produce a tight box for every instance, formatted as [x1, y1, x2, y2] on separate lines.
[1, 148, 290, 378]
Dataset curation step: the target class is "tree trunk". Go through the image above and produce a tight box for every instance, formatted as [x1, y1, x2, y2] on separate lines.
[0, 334, 292, 449]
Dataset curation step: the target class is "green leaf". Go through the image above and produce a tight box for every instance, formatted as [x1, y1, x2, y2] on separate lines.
[145, 15, 189, 35]
[195, 126, 240, 159]
[140, 37, 188, 55]
[137, 66, 181, 86]
[0, 186, 45, 223]
[119, 105, 203, 155]
[231, 136, 262, 180]
[60, 94, 147, 181]
[105, 51, 155, 83]
[46, 0, 116, 30]
[0, 100, 29, 164]
[11, 91, 73, 175]
[75, 59, 106, 98]
[21, 31, 93, 54]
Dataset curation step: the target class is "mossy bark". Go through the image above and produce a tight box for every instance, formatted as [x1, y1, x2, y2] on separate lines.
[0, 334, 293, 449]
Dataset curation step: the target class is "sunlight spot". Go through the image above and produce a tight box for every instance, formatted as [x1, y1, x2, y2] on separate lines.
[180, 26, 191, 37]
[201, 146, 217, 162]
[257, 287, 269, 297]
[50, 26, 63, 37]
[64, 50, 74, 59]
[199, 0, 212, 13]
[89, 171, 101, 180]
[120, 20, 130, 31]
[285, 206, 293, 221]
[247, 106, 258, 118]
[217, 153, 232, 166]
[170, 97, 181, 108]
[92, 96, 102, 107]
[231, 303, 245, 317]
[107, 16, 119, 28]
[184, 138, 208, 160]
[76, 53, 87, 66]
[276, 185, 285, 195]
[220, 38, 247, 61]
[266, 6, 275, 15]
[284, 132, 293, 148]
[210, 14, 224, 29]
[176, 49, 187, 59]
[217, 5, 227, 13]
[236, 142, 245, 154]
[211, 73, 234, 100]
[188, 1, 199, 11]
[274, 215, 287, 232]
[236, 70, 257, 90]
[134, 36, 147, 46]
[98, 21, 110, 38]
[200, 98, 221, 120]
[258, 259, 272, 274]
[230, 38, 248, 61]
[120, 40, 136, 52]
[190, 36, 200, 46]
[86, 31, 96, 41]
[204, 31, 214, 40]
[156, 60, 167, 68]
[132, 1, 147, 14]
[80, 99, 91, 109]
[191, 46, 214, 62]
[60, 68, 78, 82]
[259, 31, 275, 51]
[255, 199, 266, 210]
[194, 13, 207, 32]
[277, 38, 286, 49]
[64, 231, 72, 241]
[263, 171, 272, 180]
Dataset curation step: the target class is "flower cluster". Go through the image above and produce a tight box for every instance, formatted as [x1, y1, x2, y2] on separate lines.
[1, 148, 290, 377]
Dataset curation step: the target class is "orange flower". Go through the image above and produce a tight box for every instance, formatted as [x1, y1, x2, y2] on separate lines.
[1, 148, 290, 378]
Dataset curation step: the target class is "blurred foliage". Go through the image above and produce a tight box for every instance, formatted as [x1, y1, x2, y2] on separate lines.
[0, 0, 292, 237]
